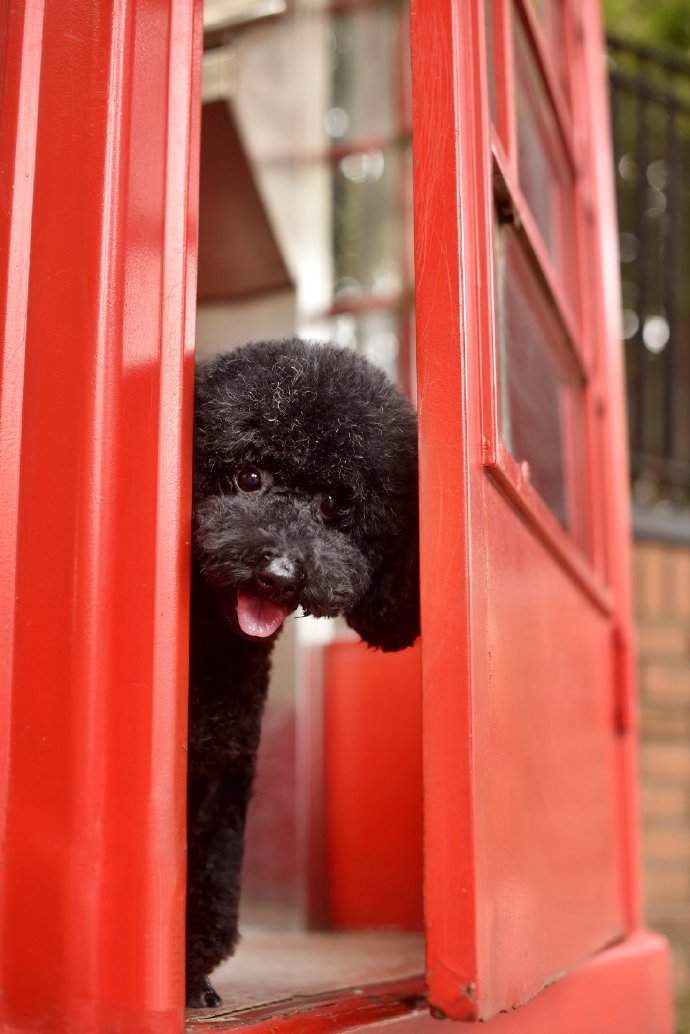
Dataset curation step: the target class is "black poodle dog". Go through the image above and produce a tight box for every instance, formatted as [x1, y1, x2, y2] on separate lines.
[186, 338, 419, 1007]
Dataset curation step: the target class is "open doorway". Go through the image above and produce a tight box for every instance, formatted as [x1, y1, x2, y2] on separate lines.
[191, 0, 423, 1019]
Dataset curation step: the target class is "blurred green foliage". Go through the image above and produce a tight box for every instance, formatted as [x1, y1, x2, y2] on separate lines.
[603, 0, 690, 52]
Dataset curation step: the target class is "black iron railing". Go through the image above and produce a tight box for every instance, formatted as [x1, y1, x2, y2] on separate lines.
[608, 35, 690, 507]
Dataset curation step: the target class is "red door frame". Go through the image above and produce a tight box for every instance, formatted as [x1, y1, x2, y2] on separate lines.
[0, 2, 202, 1030]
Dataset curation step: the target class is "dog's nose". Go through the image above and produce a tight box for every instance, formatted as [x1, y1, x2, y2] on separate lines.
[255, 558, 303, 601]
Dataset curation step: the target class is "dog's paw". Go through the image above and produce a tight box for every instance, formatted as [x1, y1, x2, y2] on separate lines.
[186, 976, 223, 1008]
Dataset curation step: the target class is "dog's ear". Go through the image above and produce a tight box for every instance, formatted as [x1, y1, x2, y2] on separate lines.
[345, 497, 420, 653]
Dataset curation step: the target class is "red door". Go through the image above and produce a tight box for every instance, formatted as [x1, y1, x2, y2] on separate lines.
[411, 0, 673, 1026]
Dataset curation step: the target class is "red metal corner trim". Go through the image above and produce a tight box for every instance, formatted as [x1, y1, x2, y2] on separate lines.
[0, 1, 203, 1029]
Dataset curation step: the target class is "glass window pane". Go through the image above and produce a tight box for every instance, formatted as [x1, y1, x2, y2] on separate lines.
[513, 10, 574, 283]
[332, 144, 405, 301]
[527, 0, 568, 100]
[326, 308, 402, 385]
[327, 3, 400, 145]
[495, 223, 586, 538]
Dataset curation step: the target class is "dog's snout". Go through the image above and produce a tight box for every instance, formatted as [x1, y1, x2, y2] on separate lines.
[256, 558, 304, 601]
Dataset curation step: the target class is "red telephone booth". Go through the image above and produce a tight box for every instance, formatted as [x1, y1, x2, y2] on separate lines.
[0, 0, 675, 1032]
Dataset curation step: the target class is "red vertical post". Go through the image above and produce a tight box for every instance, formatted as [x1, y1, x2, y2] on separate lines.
[0, 1, 202, 1030]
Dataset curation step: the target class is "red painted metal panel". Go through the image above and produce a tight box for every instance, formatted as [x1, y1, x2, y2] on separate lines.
[410, 0, 671, 1023]
[322, 641, 423, 931]
[471, 484, 625, 1006]
[0, 1, 202, 1030]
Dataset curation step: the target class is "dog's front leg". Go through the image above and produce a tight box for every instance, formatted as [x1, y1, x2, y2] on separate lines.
[185, 757, 256, 1007]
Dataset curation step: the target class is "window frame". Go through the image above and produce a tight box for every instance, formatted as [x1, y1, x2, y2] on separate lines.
[481, 0, 611, 601]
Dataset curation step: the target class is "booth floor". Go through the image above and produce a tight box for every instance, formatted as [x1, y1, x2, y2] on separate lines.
[185, 928, 426, 1026]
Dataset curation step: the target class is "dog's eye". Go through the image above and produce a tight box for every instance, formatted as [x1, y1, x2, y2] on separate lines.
[236, 467, 262, 492]
[320, 490, 349, 521]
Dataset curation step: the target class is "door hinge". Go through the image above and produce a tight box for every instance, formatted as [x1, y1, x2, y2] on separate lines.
[612, 623, 636, 734]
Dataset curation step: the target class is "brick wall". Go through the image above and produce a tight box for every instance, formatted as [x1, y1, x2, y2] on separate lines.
[634, 540, 690, 991]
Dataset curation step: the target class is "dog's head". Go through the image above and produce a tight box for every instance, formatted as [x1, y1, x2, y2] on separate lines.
[192, 338, 419, 652]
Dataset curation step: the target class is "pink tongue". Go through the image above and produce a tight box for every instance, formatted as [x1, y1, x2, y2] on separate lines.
[236, 591, 288, 638]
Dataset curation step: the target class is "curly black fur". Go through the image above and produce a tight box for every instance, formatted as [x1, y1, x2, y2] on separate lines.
[186, 338, 419, 1007]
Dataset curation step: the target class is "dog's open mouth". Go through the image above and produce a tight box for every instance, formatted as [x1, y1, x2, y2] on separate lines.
[235, 590, 289, 639]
